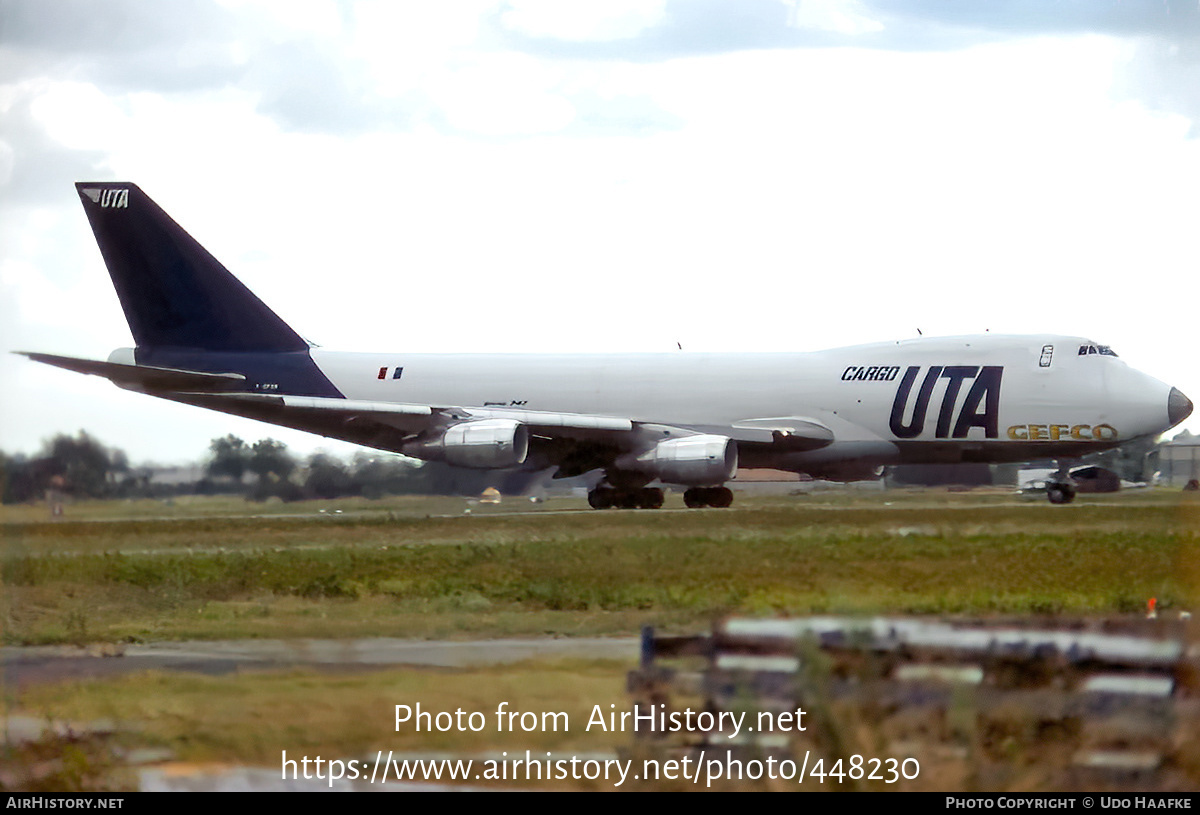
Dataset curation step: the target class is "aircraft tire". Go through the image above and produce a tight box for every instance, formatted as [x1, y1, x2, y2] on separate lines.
[682, 487, 734, 508]
[588, 488, 614, 509]
[1046, 483, 1075, 505]
[709, 487, 734, 508]
[638, 488, 665, 509]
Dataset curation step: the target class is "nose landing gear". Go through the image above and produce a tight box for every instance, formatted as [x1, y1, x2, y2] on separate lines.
[1046, 481, 1076, 505]
[1046, 460, 1077, 505]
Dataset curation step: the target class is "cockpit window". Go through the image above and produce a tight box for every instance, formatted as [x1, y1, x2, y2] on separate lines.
[1077, 344, 1118, 357]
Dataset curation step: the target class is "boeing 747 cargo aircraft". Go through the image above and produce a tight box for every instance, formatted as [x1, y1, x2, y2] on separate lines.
[20, 183, 1193, 508]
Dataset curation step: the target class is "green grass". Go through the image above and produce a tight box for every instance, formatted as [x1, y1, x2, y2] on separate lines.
[10, 659, 630, 761]
[5, 490, 1200, 791]
[3, 659, 632, 791]
[4, 491, 1199, 644]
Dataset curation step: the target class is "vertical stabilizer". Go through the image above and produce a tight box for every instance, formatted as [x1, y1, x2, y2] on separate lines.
[76, 182, 308, 353]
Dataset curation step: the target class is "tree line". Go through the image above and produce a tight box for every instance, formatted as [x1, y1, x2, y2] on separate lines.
[2, 428, 1175, 506]
[0, 431, 514, 504]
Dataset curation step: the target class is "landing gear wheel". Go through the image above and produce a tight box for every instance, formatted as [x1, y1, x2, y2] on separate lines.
[683, 487, 734, 508]
[589, 486, 665, 509]
[1047, 483, 1075, 505]
[588, 488, 614, 509]
[637, 488, 664, 509]
[709, 487, 733, 508]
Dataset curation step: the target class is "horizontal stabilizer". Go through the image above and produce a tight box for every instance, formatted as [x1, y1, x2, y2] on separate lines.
[18, 352, 246, 393]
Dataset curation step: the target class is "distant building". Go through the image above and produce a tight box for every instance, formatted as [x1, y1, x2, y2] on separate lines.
[1156, 430, 1200, 486]
[144, 465, 207, 485]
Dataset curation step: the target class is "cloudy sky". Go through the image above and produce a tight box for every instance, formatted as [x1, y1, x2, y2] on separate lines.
[3, 0, 1200, 465]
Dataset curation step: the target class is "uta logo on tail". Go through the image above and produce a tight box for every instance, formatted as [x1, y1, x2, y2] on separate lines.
[80, 188, 129, 208]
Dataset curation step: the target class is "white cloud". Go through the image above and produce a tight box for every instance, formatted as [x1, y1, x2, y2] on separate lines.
[354, 1, 495, 96]
[432, 53, 576, 135]
[228, 0, 347, 37]
[29, 81, 131, 152]
[786, 0, 883, 36]
[5, 3, 1200, 460]
[0, 139, 14, 186]
[500, 0, 668, 41]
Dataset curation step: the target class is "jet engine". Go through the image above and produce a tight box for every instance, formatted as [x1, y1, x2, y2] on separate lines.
[405, 419, 529, 469]
[617, 434, 737, 485]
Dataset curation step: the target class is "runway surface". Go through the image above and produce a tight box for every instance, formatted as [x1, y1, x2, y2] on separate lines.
[1, 636, 640, 687]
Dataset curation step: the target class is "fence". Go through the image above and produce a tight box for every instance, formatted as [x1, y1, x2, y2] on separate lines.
[627, 616, 1199, 790]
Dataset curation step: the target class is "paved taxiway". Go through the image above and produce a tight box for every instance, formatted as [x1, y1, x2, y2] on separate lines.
[1, 637, 640, 687]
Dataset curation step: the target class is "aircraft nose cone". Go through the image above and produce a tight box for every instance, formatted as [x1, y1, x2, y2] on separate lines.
[1169, 387, 1193, 427]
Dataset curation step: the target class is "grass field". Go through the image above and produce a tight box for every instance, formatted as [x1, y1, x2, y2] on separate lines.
[3, 489, 1199, 790]
[6, 658, 632, 791]
[3, 490, 1199, 644]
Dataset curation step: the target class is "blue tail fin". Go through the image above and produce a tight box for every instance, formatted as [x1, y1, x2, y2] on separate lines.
[76, 182, 308, 353]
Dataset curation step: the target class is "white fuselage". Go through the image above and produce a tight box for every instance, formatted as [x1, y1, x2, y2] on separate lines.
[309, 333, 1179, 470]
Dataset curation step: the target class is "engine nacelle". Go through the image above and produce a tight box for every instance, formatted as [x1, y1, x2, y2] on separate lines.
[618, 434, 737, 486]
[405, 420, 529, 469]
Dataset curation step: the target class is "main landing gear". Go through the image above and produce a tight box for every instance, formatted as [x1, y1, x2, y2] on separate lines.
[683, 486, 733, 508]
[586, 485, 734, 509]
[587, 467, 735, 510]
[588, 486, 664, 510]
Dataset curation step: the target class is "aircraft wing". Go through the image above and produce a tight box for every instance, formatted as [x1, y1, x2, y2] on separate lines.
[21, 352, 837, 470]
[167, 392, 837, 466]
[168, 392, 636, 453]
